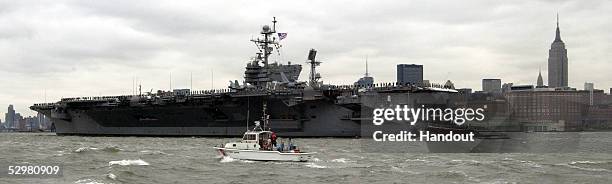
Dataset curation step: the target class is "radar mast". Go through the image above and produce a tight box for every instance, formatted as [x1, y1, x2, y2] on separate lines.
[307, 49, 322, 87]
[250, 17, 279, 66]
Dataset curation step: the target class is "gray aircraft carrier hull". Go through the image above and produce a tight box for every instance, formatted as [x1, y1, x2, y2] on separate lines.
[39, 99, 362, 137]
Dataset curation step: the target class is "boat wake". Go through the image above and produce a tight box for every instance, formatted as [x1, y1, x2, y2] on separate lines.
[560, 161, 611, 172]
[74, 178, 106, 184]
[219, 156, 256, 163]
[74, 146, 122, 153]
[304, 162, 327, 169]
[106, 173, 117, 180]
[330, 158, 351, 163]
[101, 146, 122, 153]
[219, 156, 237, 163]
[139, 150, 170, 155]
[569, 160, 611, 165]
[74, 147, 91, 153]
[108, 159, 149, 166]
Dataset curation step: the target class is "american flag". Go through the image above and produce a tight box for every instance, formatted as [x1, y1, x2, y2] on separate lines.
[277, 33, 287, 40]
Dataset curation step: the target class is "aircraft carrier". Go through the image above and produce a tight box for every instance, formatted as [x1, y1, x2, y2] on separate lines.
[30, 17, 458, 137]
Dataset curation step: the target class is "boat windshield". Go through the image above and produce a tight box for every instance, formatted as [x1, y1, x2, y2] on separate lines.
[259, 132, 271, 140]
[243, 134, 257, 141]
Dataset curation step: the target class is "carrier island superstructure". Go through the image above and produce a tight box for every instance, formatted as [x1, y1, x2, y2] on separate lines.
[30, 18, 457, 137]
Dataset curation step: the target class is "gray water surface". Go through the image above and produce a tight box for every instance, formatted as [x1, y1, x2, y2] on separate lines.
[1, 133, 611, 184]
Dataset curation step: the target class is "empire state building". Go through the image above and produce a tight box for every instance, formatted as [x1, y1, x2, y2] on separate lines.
[548, 15, 568, 88]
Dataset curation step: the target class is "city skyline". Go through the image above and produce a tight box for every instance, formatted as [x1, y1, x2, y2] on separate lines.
[1, 0, 612, 116]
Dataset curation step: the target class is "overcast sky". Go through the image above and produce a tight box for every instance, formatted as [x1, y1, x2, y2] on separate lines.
[1, 0, 611, 117]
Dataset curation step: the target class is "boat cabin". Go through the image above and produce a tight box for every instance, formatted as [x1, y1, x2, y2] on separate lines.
[224, 130, 273, 150]
[242, 131, 272, 143]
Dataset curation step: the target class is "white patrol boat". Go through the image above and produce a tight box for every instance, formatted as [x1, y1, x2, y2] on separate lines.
[214, 105, 315, 162]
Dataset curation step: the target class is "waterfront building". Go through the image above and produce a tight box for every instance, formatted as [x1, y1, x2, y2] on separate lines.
[24, 116, 39, 131]
[18, 118, 26, 131]
[502, 83, 513, 93]
[14, 113, 23, 130]
[457, 88, 472, 94]
[505, 89, 608, 131]
[584, 105, 612, 130]
[510, 85, 534, 91]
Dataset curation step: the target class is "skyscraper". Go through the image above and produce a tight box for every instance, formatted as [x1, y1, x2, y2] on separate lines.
[15, 113, 22, 129]
[482, 79, 502, 93]
[4, 105, 15, 129]
[355, 58, 374, 86]
[397, 64, 423, 84]
[548, 15, 569, 88]
[536, 68, 544, 87]
[584, 82, 594, 91]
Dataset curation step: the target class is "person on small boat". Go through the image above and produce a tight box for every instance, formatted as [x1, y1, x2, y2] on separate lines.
[263, 138, 272, 151]
[287, 138, 294, 151]
[271, 132, 277, 147]
[277, 139, 285, 152]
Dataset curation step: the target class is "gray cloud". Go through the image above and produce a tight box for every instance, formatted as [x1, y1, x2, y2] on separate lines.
[1, 0, 611, 117]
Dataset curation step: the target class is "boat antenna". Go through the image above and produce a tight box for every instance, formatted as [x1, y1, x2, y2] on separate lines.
[262, 103, 269, 131]
[272, 17, 277, 32]
[246, 97, 250, 131]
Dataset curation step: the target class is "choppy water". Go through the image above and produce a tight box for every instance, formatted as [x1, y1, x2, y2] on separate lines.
[1, 133, 611, 184]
